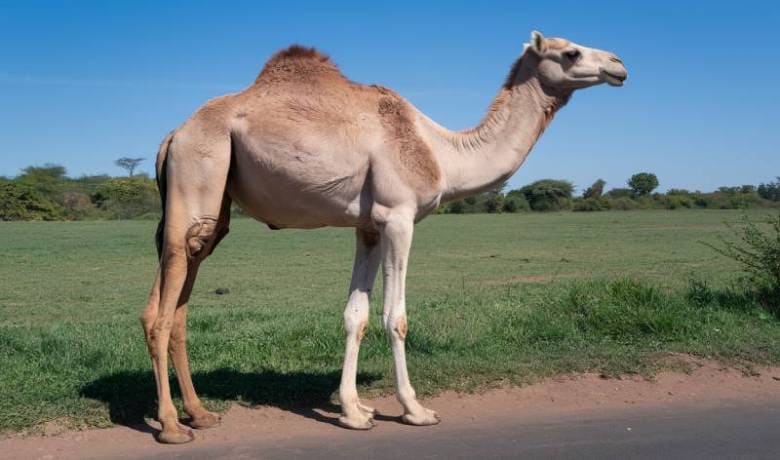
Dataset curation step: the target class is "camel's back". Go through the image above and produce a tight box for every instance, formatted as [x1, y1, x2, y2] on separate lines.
[240, 46, 441, 188]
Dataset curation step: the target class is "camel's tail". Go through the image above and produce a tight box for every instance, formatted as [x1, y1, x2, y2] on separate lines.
[154, 131, 175, 258]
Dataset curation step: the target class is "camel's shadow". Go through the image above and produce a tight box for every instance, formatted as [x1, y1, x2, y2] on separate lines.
[80, 368, 384, 433]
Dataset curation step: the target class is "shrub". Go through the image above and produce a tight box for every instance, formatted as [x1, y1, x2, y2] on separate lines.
[706, 213, 780, 313]
[92, 177, 159, 219]
[572, 198, 605, 212]
[484, 192, 503, 213]
[502, 195, 530, 213]
[685, 279, 715, 308]
[605, 187, 633, 199]
[446, 200, 465, 214]
[518, 179, 574, 212]
[63, 192, 101, 220]
[660, 195, 692, 210]
[15, 164, 68, 197]
[607, 197, 640, 210]
[0, 182, 65, 220]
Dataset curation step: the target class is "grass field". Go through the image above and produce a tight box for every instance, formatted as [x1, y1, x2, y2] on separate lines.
[1, 210, 779, 433]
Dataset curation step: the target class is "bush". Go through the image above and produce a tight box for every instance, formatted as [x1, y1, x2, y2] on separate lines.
[706, 213, 780, 314]
[63, 192, 102, 220]
[0, 182, 65, 221]
[606, 197, 640, 210]
[573, 198, 605, 212]
[502, 195, 530, 213]
[659, 195, 692, 210]
[518, 179, 574, 212]
[445, 200, 465, 214]
[605, 188, 634, 199]
[92, 177, 160, 219]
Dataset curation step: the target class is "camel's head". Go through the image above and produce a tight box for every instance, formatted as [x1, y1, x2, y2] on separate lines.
[522, 31, 627, 90]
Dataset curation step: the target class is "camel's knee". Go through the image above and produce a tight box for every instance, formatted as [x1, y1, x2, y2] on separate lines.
[344, 296, 370, 337]
[185, 217, 224, 260]
[385, 314, 407, 340]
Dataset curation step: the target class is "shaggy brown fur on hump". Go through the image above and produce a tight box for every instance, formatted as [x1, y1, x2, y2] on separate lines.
[255, 45, 343, 84]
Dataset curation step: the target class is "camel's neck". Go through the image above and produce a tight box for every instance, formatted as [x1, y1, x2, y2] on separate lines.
[418, 64, 570, 201]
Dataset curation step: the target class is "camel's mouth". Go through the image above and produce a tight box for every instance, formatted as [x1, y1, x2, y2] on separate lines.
[603, 71, 627, 87]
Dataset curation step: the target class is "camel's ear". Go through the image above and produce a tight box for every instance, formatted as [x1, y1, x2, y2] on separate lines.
[528, 30, 546, 55]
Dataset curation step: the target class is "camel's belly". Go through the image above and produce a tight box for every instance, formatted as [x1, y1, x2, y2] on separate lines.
[227, 144, 372, 229]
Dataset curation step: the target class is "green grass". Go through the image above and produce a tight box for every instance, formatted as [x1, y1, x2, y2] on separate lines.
[1, 210, 779, 432]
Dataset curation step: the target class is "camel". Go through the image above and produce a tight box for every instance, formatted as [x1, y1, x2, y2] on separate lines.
[140, 31, 627, 443]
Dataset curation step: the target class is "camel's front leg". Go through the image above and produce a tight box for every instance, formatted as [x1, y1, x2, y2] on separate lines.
[338, 229, 381, 429]
[379, 215, 440, 426]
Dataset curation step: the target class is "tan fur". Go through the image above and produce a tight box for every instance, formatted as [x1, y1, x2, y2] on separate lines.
[357, 321, 368, 341]
[376, 88, 442, 189]
[141, 35, 627, 443]
[394, 315, 408, 340]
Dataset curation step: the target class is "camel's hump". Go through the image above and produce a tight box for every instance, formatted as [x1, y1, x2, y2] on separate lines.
[255, 45, 344, 85]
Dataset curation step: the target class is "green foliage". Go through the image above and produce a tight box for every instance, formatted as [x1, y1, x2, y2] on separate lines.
[607, 197, 641, 210]
[628, 172, 659, 197]
[519, 179, 574, 212]
[706, 213, 780, 313]
[502, 194, 530, 213]
[16, 164, 68, 197]
[445, 200, 465, 214]
[758, 177, 780, 202]
[1, 163, 778, 220]
[605, 187, 634, 199]
[583, 179, 606, 199]
[572, 198, 606, 212]
[92, 177, 160, 219]
[0, 181, 64, 221]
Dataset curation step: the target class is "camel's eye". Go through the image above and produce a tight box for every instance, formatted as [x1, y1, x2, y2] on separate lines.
[564, 50, 581, 62]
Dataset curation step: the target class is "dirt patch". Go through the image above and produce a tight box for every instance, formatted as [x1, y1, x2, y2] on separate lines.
[2, 357, 778, 460]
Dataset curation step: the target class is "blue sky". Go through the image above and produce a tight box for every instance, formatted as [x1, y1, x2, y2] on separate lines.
[1, 0, 778, 192]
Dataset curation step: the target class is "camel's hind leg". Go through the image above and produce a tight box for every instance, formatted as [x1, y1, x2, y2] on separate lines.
[143, 126, 231, 444]
[169, 199, 230, 430]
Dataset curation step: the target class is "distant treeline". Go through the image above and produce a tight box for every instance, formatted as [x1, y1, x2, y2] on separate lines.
[1, 165, 779, 221]
[0, 164, 159, 221]
[442, 173, 780, 214]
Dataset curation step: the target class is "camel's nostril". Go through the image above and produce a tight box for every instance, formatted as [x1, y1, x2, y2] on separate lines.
[609, 55, 623, 64]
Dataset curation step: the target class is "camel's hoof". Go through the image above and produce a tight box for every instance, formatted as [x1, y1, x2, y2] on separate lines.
[338, 414, 376, 430]
[157, 426, 195, 444]
[188, 411, 221, 429]
[401, 409, 441, 426]
[358, 402, 376, 417]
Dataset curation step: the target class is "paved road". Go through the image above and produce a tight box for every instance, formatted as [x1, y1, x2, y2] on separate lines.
[151, 402, 780, 459]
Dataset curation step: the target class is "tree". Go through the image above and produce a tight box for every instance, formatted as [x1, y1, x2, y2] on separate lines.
[518, 179, 574, 211]
[758, 177, 780, 202]
[16, 164, 68, 196]
[115, 157, 145, 177]
[627, 172, 659, 197]
[583, 179, 606, 199]
[605, 187, 634, 198]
